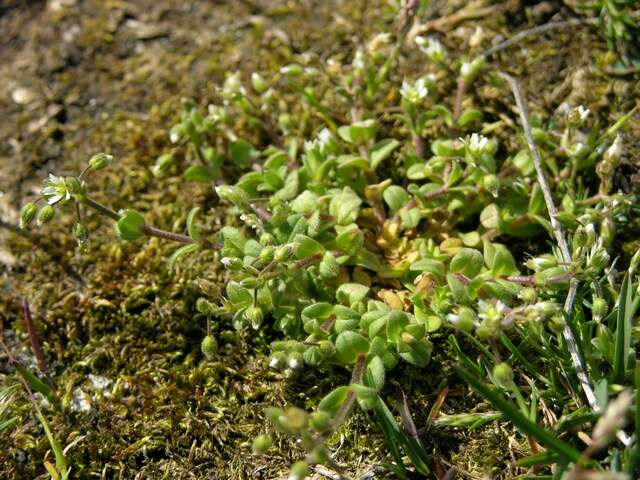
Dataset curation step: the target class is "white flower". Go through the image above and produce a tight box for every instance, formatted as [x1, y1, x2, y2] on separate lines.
[464, 133, 489, 156]
[400, 78, 428, 104]
[304, 127, 333, 152]
[604, 134, 623, 164]
[221, 72, 246, 100]
[288, 356, 300, 370]
[269, 356, 281, 369]
[478, 300, 507, 322]
[415, 35, 446, 62]
[446, 313, 460, 325]
[352, 49, 365, 71]
[577, 105, 590, 121]
[41, 174, 70, 205]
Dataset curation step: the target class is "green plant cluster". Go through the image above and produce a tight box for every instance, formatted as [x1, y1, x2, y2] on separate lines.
[16, 4, 640, 478]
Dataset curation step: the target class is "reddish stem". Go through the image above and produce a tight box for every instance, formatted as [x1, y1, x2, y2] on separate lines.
[22, 299, 47, 373]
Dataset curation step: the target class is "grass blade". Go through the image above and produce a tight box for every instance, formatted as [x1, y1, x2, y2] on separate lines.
[15, 365, 54, 404]
[456, 365, 586, 465]
[612, 273, 632, 384]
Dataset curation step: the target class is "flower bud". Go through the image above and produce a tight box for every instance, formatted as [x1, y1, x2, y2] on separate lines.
[88, 152, 113, 171]
[288, 461, 309, 480]
[220, 257, 243, 271]
[246, 306, 264, 329]
[275, 244, 294, 263]
[447, 307, 476, 332]
[526, 255, 558, 271]
[589, 248, 610, 271]
[201, 335, 218, 360]
[269, 351, 287, 370]
[280, 64, 304, 76]
[493, 362, 514, 388]
[259, 246, 275, 264]
[518, 287, 537, 303]
[278, 113, 292, 133]
[600, 216, 615, 248]
[20, 202, 37, 228]
[287, 351, 303, 370]
[283, 406, 307, 430]
[592, 297, 608, 321]
[548, 314, 565, 333]
[585, 223, 597, 247]
[73, 222, 89, 241]
[573, 226, 588, 248]
[482, 174, 500, 197]
[460, 56, 485, 82]
[567, 105, 589, 127]
[259, 233, 275, 246]
[250, 72, 269, 94]
[252, 434, 272, 454]
[151, 153, 174, 177]
[567, 142, 588, 159]
[215, 185, 249, 208]
[308, 445, 329, 464]
[196, 297, 216, 315]
[35, 204, 55, 225]
[309, 410, 332, 432]
[475, 317, 499, 341]
[603, 134, 622, 166]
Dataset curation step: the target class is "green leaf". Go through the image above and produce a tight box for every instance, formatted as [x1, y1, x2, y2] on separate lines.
[37, 411, 68, 477]
[336, 283, 370, 306]
[337, 154, 369, 171]
[351, 383, 378, 409]
[220, 226, 247, 255]
[386, 311, 409, 342]
[398, 338, 431, 367]
[115, 209, 145, 241]
[183, 165, 217, 183]
[458, 108, 483, 127]
[480, 203, 500, 229]
[334, 226, 364, 255]
[490, 245, 519, 276]
[335, 331, 370, 363]
[365, 356, 386, 391]
[226, 282, 253, 308]
[337, 119, 376, 144]
[329, 187, 362, 225]
[383, 186, 410, 212]
[409, 258, 445, 283]
[450, 248, 484, 278]
[293, 234, 324, 259]
[370, 139, 400, 170]
[228, 140, 253, 167]
[318, 386, 350, 415]
[186, 207, 200, 240]
[168, 243, 200, 271]
[291, 190, 318, 214]
[15, 365, 54, 404]
[513, 149, 535, 176]
[302, 303, 334, 322]
[613, 273, 633, 383]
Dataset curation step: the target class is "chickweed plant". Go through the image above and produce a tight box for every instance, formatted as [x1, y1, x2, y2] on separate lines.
[17, 2, 640, 478]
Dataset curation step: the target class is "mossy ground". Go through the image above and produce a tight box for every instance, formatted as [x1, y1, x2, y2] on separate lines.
[1, 1, 639, 479]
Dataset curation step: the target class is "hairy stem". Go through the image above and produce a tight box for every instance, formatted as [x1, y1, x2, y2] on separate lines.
[22, 299, 47, 374]
[82, 196, 210, 246]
